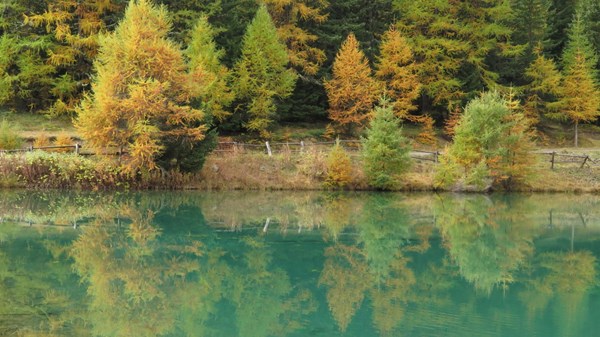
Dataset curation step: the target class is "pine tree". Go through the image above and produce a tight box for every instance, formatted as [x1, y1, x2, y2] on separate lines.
[233, 5, 297, 138]
[560, 13, 600, 147]
[325, 33, 380, 136]
[523, 47, 563, 124]
[578, 0, 600, 69]
[262, 0, 328, 76]
[375, 26, 420, 119]
[186, 15, 234, 123]
[361, 100, 412, 190]
[76, 0, 208, 173]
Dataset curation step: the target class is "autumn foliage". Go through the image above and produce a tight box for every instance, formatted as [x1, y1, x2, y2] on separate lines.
[76, 0, 208, 173]
[375, 26, 420, 119]
[325, 33, 380, 136]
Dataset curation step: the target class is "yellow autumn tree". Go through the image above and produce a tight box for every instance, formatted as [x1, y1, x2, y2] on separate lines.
[560, 14, 600, 147]
[262, 0, 329, 76]
[76, 0, 208, 173]
[375, 26, 421, 119]
[325, 33, 380, 136]
[24, 0, 123, 115]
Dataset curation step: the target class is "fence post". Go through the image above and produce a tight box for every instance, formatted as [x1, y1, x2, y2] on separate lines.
[435, 151, 439, 163]
[265, 141, 272, 156]
[300, 140, 305, 154]
[233, 142, 238, 154]
[581, 155, 589, 168]
[551, 152, 555, 170]
[28, 144, 33, 152]
[75, 143, 80, 155]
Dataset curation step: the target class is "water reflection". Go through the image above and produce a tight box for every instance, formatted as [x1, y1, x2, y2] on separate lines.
[0, 190, 599, 336]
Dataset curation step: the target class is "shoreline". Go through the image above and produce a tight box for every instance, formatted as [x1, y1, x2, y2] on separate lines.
[1, 150, 600, 193]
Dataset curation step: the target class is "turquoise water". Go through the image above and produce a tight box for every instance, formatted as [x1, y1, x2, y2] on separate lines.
[0, 190, 599, 336]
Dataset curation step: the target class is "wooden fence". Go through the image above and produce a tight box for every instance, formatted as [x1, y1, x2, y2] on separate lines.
[214, 140, 440, 162]
[1, 141, 597, 169]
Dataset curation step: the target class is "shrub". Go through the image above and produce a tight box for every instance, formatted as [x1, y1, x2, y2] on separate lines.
[0, 119, 21, 150]
[325, 140, 352, 189]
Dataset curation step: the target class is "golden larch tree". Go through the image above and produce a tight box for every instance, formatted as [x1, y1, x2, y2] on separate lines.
[375, 26, 421, 119]
[325, 33, 380, 136]
[560, 13, 600, 147]
[262, 0, 329, 76]
[76, 0, 207, 172]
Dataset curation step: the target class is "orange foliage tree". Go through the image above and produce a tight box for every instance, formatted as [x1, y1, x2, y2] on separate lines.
[76, 0, 208, 173]
[375, 26, 420, 119]
[325, 33, 380, 136]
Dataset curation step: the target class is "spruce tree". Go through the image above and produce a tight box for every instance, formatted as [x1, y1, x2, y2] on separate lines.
[325, 33, 380, 136]
[76, 0, 209, 172]
[361, 100, 412, 190]
[233, 5, 296, 138]
[560, 13, 600, 147]
[186, 15, 234, 123]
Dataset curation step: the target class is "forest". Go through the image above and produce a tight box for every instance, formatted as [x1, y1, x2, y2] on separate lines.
[0, 0, 599, 190]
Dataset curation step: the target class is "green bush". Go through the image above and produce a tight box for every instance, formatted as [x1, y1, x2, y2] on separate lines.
[0, 119, 21, 150]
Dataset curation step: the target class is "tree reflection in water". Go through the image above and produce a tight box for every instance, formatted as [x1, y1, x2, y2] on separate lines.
[0, 191, 598, 336]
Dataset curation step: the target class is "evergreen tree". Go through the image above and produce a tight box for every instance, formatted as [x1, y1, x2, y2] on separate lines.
[186, 15, 234, 123]
[233, 5, 296, 138]
[375, 26, 421, 119]
[508, 0, 551, 82]
[325, 33, 380, 136]
[361, 100, 412, 190]
[560, 13, 600, 147]
[76, 0, 209, 172]
[578, 0, 600, 69]
[523, 47, 563, 124]
[436, 91, 536, 191]
[546, 0, 578, 61]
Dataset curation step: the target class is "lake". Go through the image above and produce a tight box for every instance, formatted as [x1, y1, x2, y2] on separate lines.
[0, 190, 598, 336]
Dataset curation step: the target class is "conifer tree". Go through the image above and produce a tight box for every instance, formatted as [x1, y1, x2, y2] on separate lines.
[361, 100, 412, 190]
[325, 140, 353, 189]
[76, 0, 208, 173]
[375, 26, 420, 119]
[233, 5, 296, 138]
[24, 0, 124, 115]
[523, 47, 563, 124]
[394, 0, 514, 112]
[560, 13, 600, 147]
[325, 33, 380, 136]
[186, 15, 234, 123]
[436, 91, 535, 191]
[262, 0, 328, 76]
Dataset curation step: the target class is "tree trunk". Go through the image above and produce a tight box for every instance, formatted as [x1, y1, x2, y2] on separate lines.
[575, 121, 579, 148]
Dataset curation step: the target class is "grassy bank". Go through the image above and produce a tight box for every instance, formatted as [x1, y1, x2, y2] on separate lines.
[2, 149, 600, 192]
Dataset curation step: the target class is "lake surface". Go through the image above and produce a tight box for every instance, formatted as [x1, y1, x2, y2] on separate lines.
[0, 190, 599, 337]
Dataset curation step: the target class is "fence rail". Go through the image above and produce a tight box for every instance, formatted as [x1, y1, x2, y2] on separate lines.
[2, 141, 597, 169]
